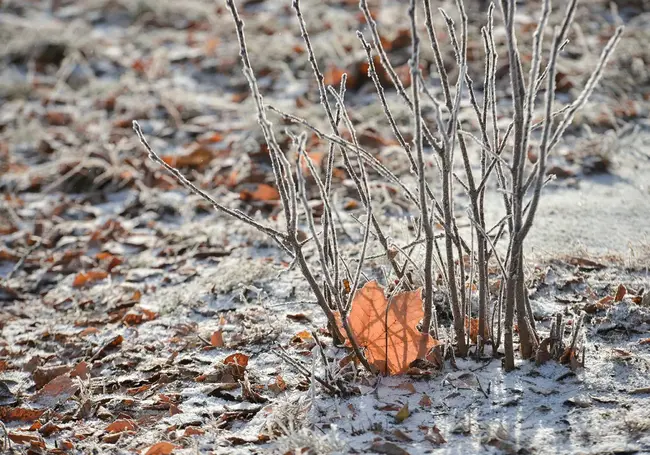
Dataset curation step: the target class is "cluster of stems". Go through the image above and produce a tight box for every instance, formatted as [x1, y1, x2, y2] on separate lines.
[135, 0, 621, 374]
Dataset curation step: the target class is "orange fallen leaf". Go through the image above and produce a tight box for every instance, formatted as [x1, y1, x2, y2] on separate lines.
[559, 347, 583, 370]
[78, 327, 100, 337]
[614, 284, 626, 302]
[599, 295, 614, 306]
[127, 384, 151, 395]
[161, 146, 215, 170]
[184, 427, 205, 436]
[338, 281, 439, 375]
[70, 361, 89, 380]
[231, 91, 249, 103]
[223, 169, 240, 188]
[239, 183, 280, 202]
[203, 37, 220, 55]
[45, 111, 72, 126]
[122, 308, 157, 326]
[131, 57, 151, 73]
[555, 71, 574, 92]
[145, 441, 178, 455]
[224, 353, 249, 368]
[8, 432, 45, 448]
[122, 312, 144, 326]
[200, 132, 224, 143]
[73, 270, 108, 288]
[105, 419, 137, 433]
[211, 330, 224, 347]
[169, 403, 182, 416]
[33, 365, 71, 389]
[394, 62, 425, 89]
[95, 252, 116, 261]
[59, 440, 75, 450]
[109, 334, 124, 347]
[103, 432, 123, 443]
[466, 317, 479, 344]
[96, 252, 123, 272]
[91, 334, 124, 361]
[465, 317, 490, 344]
[0, 249, 20, 261]
[29, 421, 42, 431]
[0, 407, 44, 423]
[379, 28, 411, 51]
[324, 64, 357, 89]
[39, 422, 61, 437]
[222, 352, 249, 381]
[142, 308, 157, 319]
[113, 116, 134, 129]
[344, 200, 359, 210]
[30, 374, 79, 409]
[298, 151, 324, 175]
[291, 330, 314, 344]
[394, 382, 417, 394]
[268, 375, 287, 394]
[567, 257, 606, 270]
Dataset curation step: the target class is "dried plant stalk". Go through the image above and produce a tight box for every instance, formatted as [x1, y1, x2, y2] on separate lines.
[498, 0, 622, 370]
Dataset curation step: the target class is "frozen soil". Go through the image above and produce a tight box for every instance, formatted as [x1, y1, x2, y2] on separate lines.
[2, 209, 650, 455]
[1, 0, 650, 454]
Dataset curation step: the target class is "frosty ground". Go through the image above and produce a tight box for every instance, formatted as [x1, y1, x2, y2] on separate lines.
[1, 0, 650, 454]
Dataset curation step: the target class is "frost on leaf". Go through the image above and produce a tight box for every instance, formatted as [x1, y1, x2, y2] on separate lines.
[145, 442, 177, 455]
[337, 281, 439, 375]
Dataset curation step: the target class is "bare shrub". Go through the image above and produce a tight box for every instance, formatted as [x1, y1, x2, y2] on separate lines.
[134, 0, 621, 374]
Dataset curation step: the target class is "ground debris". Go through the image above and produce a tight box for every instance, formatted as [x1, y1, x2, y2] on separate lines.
[0, 0, 649, 454]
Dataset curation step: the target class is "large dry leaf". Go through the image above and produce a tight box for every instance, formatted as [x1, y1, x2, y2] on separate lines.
[338, 281, 438, 375]
[30, 374, 79, 409]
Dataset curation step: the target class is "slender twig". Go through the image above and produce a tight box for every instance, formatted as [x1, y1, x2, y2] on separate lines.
[408, 0, 437, 337]
[133, 122, 288, 248]
[359, 0, 444, 154]
[277, 347, 339, 395]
